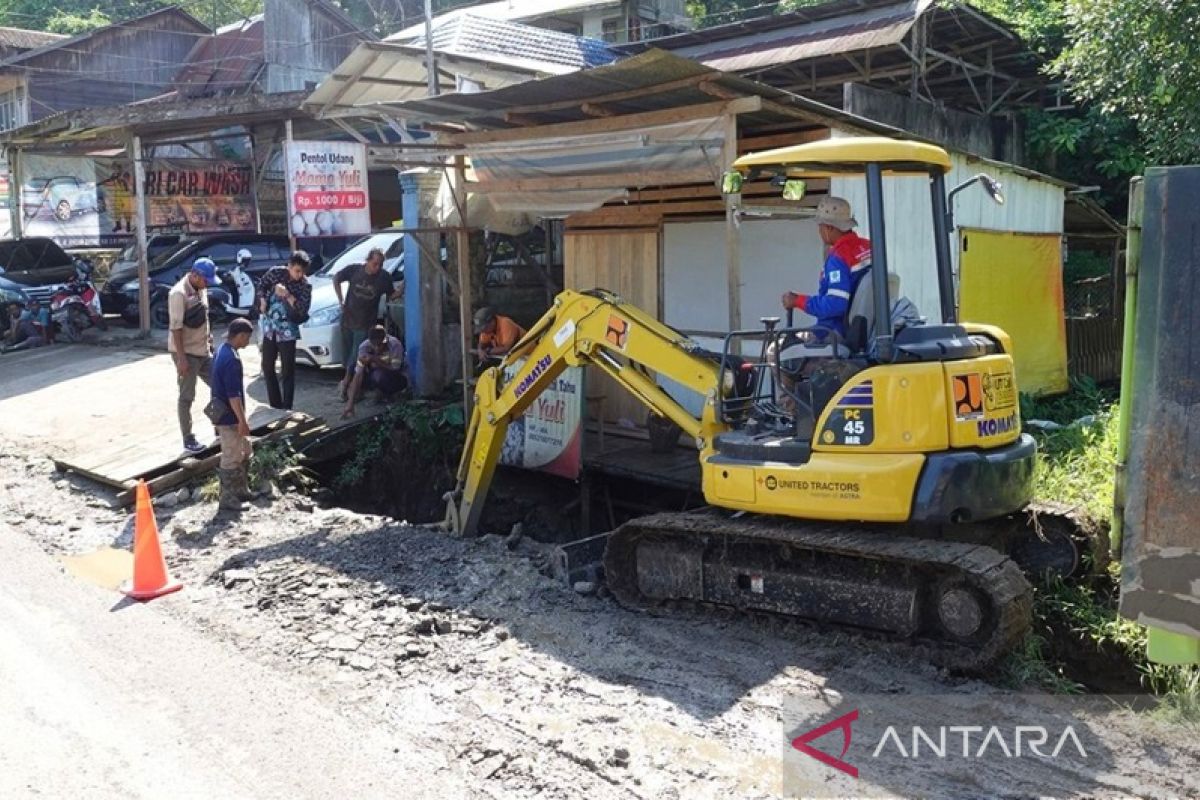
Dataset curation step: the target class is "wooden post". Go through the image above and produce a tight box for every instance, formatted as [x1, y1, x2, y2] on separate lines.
[132, 135, 151, 336]
[10, 147, 22, 239]
[722, 113, 742, 332]
[247, 129, 263, 234]
[454, 155, 473, 414]
[423, 0, 438, 96]
[284, 118, 296, 253]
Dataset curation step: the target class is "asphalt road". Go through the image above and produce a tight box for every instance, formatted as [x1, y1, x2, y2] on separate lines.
[0, 527, 465, 799]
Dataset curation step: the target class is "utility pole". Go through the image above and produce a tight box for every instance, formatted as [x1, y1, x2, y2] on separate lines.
[424, 0, 438, 96]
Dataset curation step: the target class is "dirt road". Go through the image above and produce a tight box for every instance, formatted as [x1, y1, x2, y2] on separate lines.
[0, 517, 465, 799]
[3, 430, 1198, 799]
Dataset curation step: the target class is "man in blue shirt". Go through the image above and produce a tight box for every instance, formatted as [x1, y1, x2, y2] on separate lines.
[2, 300, 48, 352]
[211, 318, 255, 512]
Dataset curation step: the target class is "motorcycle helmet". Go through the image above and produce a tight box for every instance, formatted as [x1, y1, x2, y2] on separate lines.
[237, 248, 252, 266]
[73, 258, 93, 280]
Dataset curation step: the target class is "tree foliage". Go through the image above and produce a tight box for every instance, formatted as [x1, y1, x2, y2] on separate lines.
[0, 0, 262, 32]
[1055, 0, 1200, 164]
[44, 7, 112, 33]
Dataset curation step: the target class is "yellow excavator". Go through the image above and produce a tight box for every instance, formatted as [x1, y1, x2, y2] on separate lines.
[446, 138, 1088, 669]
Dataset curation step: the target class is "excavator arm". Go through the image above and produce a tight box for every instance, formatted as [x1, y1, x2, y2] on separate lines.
[446, 289, 729, 535]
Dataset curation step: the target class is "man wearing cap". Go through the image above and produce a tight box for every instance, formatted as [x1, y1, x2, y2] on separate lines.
[473, 306, 525, 362]
[341, 324, 407, 419]
[781, 196, 872, 339]
[169, 257, 216, 454]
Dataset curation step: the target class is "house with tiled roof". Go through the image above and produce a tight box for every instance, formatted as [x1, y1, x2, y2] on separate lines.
[393, 0, 692, 44]
[390, 12, 616, 75]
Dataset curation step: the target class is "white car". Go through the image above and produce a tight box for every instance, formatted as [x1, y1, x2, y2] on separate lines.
[294, 231, 406, 368]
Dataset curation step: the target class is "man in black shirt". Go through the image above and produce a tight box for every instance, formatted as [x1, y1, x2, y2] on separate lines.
[333, 248, 401, 400]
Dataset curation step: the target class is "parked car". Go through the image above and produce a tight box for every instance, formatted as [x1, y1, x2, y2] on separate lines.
[22, 176, 103, 221]
[0, 273, 30, 330]
[102, 234, 292, 326]
[295, 230, 406, 368]
[0, 237, 80, 306]
[106, 234, 187, 277]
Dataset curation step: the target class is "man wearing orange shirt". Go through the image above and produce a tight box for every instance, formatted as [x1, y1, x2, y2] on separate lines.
[473, 306, 525, 362]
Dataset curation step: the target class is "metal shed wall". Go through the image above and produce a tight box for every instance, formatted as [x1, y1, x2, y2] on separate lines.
[19, 15, 208, 119]
[264, 0, 365, 93]
[830, 144, 1065, 327]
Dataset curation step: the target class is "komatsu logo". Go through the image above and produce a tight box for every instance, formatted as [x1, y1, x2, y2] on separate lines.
[977, 413, 1017, 438]
[514, 355, 552, 399]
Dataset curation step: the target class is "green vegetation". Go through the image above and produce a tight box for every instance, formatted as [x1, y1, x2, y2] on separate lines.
[250, 439, 318, 494]
[1023, 377, 1118, 520]
[333, 400, 464, 490]
[0, 0, 262, 32]
[1004, 380, 1199, 717]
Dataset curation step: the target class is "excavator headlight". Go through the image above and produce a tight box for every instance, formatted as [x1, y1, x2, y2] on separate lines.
[721, 370, 735, 395]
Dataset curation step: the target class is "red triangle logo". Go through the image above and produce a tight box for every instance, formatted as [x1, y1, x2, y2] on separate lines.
[791, 709, 859, 778]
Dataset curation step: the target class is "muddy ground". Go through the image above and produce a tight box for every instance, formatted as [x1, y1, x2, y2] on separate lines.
[3, 434, 1199, 799]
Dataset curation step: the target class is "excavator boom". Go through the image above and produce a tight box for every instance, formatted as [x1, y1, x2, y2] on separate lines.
[447, 289, 728, 536]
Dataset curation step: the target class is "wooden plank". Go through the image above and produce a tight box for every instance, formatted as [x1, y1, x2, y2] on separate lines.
[565, 229, 659, 426]
[111, 416, 316, 506]
[738, 128, 830, 153]
[445, 97, 763, 146]
[454, 155, 473, 416]
[133, 134, 151, 335]
[581, 102, 614, 118]
[489, 73, 711, 119]
[472, 167, 715, 194]
[628, 177, 830, 203]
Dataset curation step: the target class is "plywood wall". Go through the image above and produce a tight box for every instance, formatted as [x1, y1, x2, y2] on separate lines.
[564, 229, 660, 425]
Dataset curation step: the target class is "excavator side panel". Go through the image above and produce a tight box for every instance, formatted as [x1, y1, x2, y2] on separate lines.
[702, 453, 925, 521]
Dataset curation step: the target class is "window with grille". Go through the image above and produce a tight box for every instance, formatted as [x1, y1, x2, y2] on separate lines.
[0, 87, 26, 132]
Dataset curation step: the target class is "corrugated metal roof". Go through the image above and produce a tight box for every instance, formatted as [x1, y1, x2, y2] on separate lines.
[304, 41, 548, 117]
[0, 26, 66, 51]
[395, 13, 615, 72]
[174, 16, 265, 97]
[362, 49, 887, 133]
[670, 0, 931, 73]
[338, 49, 1072, 187]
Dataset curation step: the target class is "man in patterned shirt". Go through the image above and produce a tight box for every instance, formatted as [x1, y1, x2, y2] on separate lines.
[256, 251, 312, 410]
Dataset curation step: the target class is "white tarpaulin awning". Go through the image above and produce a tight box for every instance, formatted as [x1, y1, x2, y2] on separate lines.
[436, 116, 725, 219]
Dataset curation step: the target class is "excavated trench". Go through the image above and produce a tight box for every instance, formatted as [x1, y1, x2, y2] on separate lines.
[302, 416, 1153, 696]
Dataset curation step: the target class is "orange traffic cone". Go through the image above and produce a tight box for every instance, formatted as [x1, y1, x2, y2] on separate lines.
[120, 480, 182, 601]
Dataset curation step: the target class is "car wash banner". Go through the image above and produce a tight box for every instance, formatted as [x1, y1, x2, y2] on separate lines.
[284, 140, 371, 237]
[17, 154, 256, 247]
[498, 360, 583, 480]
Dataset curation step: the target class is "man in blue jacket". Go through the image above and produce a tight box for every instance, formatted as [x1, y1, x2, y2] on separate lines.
[781, 196, 872, 339]
[210, 318, 255, 512]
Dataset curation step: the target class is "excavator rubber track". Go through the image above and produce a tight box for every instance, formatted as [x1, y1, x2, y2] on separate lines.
[964, 501, 1110, 583]
[604, 511, 1033, 672]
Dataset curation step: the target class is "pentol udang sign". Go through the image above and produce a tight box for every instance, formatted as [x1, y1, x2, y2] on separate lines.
[283, 141, 371, 237]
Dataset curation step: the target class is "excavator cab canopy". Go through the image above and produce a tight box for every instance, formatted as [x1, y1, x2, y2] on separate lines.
[724, 136, 961, 356]
[731, 137, 953, 177]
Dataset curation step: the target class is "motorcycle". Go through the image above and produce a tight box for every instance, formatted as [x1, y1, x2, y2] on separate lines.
[50, 258, 106, 342]
[207, 249, 258, 322]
